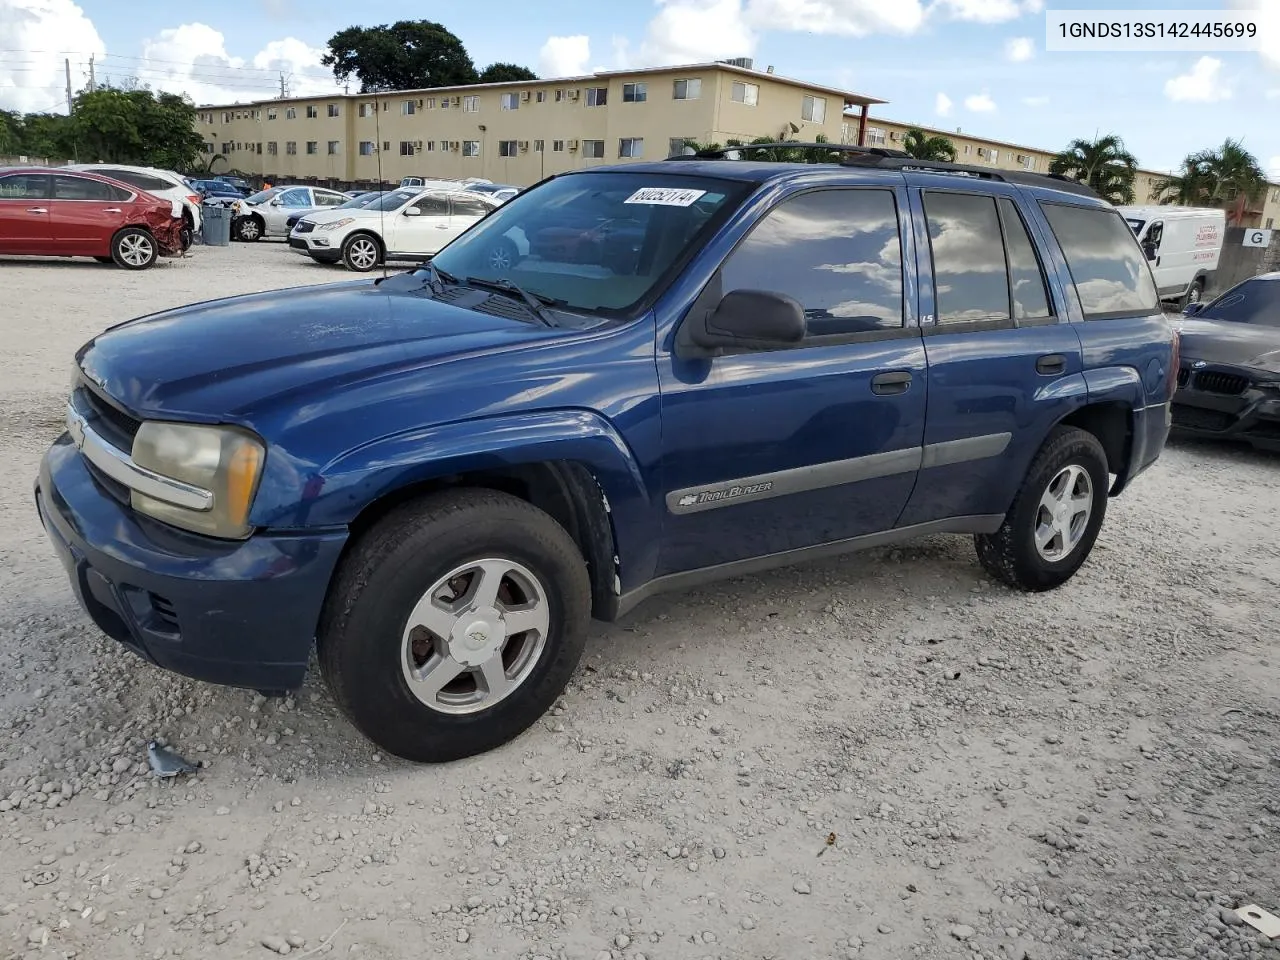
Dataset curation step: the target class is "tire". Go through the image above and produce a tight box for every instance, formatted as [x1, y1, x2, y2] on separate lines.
[110, 228, 158, 270]
[342, 233, 382, 272]
[235, 216, 262, 242]
[974, 426, 1108, 592]
[485, 237, 521, 274]
[318, 488, 591, 762]
[1180, 278, 1204, 311]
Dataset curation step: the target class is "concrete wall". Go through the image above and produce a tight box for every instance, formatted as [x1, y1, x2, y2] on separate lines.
[1212, 227, 1280, 295]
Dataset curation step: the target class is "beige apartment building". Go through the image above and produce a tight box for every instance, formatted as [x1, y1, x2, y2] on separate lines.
[195, 61, 882, 186]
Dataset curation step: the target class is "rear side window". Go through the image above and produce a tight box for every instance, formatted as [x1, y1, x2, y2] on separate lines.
[451, 195, 492, 218]
[924, 192, 1010, 324]
[719, 188, 905, 337]
[412, 195, 449, 216]
[313, 191, 345, 207]
[998, 198, 1052, 321]
[1040, 203, 1159, 319]
[54, 176, 130, 202]
[99, 169, 173, 192]
[0, 173, 52, 199]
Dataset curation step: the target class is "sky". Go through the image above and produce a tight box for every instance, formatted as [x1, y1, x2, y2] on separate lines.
[0, 0, 1277, 178]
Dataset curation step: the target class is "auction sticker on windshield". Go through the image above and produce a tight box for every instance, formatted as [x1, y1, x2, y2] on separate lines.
[624, 187, 707, 206]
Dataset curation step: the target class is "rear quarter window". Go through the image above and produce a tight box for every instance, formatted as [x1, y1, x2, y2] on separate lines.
[100, 169, 174, 192]
[1040, 202, 1159, 319]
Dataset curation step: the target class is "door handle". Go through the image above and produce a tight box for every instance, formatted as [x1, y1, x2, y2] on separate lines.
[871, 371, 912, 396]
[103, 208, 122, 213]
[26, 207, 47, 214]
[436, 224, 450, 229]
[1036, 354, 1067, 376]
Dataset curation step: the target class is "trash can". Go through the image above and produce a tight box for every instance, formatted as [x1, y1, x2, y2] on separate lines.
[202, 203, 231, 247]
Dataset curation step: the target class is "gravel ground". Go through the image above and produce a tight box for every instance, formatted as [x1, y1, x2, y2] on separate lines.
[1, 242, 1278, 960]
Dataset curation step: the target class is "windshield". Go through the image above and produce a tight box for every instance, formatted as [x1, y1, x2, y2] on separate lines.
[338, 192, 383, 209]
[245, 187, 283, 204]
[1200, 279, 1280, 327]
[364, 189, 419, 212]
[430, 172, 748, 314]
[1125, 218, 1145, 235]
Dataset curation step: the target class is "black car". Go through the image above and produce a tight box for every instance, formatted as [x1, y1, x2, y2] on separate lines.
[1172, 272, 1280, 450]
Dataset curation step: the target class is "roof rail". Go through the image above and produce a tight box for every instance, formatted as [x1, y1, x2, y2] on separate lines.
[663, 141, 1102, 199]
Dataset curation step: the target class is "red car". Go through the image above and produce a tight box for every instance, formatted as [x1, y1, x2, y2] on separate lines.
[0, 167, 184, 269]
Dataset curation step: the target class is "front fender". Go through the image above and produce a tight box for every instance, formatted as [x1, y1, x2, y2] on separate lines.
[253, 409, 658, 588]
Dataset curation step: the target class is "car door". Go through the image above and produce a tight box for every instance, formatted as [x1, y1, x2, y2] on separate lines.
[656, 184, 928, 576]
[1139, 219, 1177, 295]
[50, 174, 132, 255]
[0, 172, 54, 254]
[387, 193, 451, 255]
[447, 194, 493, 245]
[268, 188, 311, 235]
[894, 177, 1086, 528]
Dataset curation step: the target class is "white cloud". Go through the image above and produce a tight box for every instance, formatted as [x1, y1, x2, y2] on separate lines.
[933, 0, 1020, 23]
[135, 23, 336, 105]
[638, 0, 757, 64]
[0, 0, 104, 112]
[1267, 88, 1280, 99]
[539, 35, 591, 78]
[1226, 0, 1279, 71]
[1164, 56, 1232, 103]
[1005, 37, 1034, 61]
[746, 0, 926, 36]
[1021, 95, 1049, 107]
[935, 92, 953, 116]
[1268, 156, 1280, 179]
[964, 91, 996, 111]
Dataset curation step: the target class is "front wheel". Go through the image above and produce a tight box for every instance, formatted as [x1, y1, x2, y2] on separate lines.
[318, 489, 591, 762]
[1181, 278, 1204, 311]
[974, 426, 1108, 591]
[234, 216, 262, 242]
[111, 228, 158, 270]
[341, 233, 381, 272]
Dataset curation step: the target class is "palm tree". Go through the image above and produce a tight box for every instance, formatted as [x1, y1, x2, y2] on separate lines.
[202, 152, 227, 174]
[902, 128, 956, 162]
[1049, 134, 1138, 204]
[1155, 138, 1266, 223]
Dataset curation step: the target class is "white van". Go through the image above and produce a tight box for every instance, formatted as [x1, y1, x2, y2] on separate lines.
[1117, 205, 1224, 307]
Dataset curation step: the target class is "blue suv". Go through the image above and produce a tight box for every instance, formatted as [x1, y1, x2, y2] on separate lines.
[35, 145, 1177, 762]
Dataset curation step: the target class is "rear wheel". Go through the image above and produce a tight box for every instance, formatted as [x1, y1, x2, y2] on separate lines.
[974, 426, 1108, 591]
[111, 228, 158, 270]
[318, 489, 591, 762]
[342, 233, 381, 272]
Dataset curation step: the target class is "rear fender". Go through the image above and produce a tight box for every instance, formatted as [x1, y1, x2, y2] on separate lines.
[253, 409, 656, 589]
[1081, 366, 1143, 494]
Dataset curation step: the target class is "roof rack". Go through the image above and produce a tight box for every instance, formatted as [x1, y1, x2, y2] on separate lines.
[664, 142, 1101, 199]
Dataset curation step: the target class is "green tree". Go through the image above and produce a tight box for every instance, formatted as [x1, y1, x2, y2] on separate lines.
[477, 63, 537, 84]
[1155, 139, 1266, 219]
[901, 128, 957, 162]
[323, 21, 477, 92]
[67, 87, 204, 169]
[0, 109, 22, 154]
[1049, 134, 1138, 204]
[14, 112, 75, 159]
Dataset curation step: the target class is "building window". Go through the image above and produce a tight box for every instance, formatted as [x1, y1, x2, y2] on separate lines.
[672, 78, 701, 100]
[990, 149, 999, 163]
[266, 141, 278, 155]
[402, 100, 416, 115]
[668, 137, 692, 158]
[424, 97, 436, 109]
[220, 142, 230, 154]
[555, 89, 565, 102]
[586, 87, 608, 107]
[500, 93, 519, 110]
[801, 95, 826, 123]
[383, 141, 390, 151]
[359, 141, 375, 156]
[306, 141, 318, 154]
[286, 141, 297, 155]
[536, 91, 547, 102]
[439, 140, 449, 151]
[463, 96, 479, 113]
[328, 104, 340, 117]
[400, 141, 415, 156]
[730, 81, 759, 105]
[1018, 154, 1034, 169]
[618, 137, 643, 158]
[425, 141, 434, 152]
[498, 140, 518, 157]
[267, 108, 277, 120]
[552, 139, 565, 152]
[463, 140, 480, 157]
[1266, 218, 1274, 229]
[534, 139, 544, 152]
[256, 143, 263, 155]
[865, 127, 886, 145]
[285, 107, 297, 119]
[622, 82, 647, 103]
[582, 139, 605, 158]
[358, 103, 372, 118]
[327, 140, 340, 155]
[306, 105, 318, 119]
[440, 97, 450, 109]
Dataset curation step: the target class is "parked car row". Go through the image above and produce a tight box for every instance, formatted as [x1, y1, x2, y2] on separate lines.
[0, 166, 186, 268]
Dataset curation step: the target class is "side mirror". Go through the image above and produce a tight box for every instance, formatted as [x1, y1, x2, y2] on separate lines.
[403, 207, 421, 217]
[689, 289, 806, 351]
[1182, 301, 1205, 316]
[268, 198, 282, 206]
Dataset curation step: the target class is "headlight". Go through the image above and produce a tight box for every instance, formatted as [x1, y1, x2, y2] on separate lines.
[231, 201, 242, 213]
[318, 218, 355, 231]
[130, 422, 265, 539]
[1256, 380, 1280, 391]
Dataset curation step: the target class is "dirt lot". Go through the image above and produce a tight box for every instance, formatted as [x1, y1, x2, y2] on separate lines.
[1, 242, 1278, 960]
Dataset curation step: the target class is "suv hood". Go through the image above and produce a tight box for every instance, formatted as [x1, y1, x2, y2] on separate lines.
[77, 274, 560, 421]
[1173, 317, 1280, 372]
[303, 207, 390, 226]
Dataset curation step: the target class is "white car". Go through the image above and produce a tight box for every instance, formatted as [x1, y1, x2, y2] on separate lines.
[289, 187, 500, 271]
[230, 185, 350, 241]
[64, 163, 202, 247]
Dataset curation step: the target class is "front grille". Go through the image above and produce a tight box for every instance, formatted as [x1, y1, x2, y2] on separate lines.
[293, 220, 315, 234]
[76, 384, 141, 450]
[149, 593, 179, 630]
[1193, 371, 1249, 395]
[1171, 405, 1234, 432]
[288, 238, 308, 250]
[1176, 367, 1190, 388]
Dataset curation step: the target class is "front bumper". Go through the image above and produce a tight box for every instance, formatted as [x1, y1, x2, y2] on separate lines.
[1171, 373, 1280, 451]
[290, 234, 340, 262]
[36, 435, 348, 691]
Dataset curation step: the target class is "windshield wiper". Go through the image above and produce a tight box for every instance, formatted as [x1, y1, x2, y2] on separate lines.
[419, 261, 458, 294]
[464, 276, 560, 327]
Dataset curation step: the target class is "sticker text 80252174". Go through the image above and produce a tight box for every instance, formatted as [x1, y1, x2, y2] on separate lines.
[624, 187, 707, 207]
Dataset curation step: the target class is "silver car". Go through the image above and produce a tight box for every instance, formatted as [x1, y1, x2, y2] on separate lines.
[231, 185, 349, 241]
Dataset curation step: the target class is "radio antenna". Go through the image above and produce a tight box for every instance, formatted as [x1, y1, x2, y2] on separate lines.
[373, 85, 388, 281]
